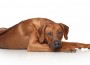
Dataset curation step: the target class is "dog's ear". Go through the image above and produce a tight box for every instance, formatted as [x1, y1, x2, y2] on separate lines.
[58, 23, 69, 40]
[38, 25, 47, 43]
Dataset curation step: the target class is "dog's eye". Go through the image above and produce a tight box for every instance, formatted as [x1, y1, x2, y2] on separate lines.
[47, 32, 53, 36]
[57, 32, 62, 35]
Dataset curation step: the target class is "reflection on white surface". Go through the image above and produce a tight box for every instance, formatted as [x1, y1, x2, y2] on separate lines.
[0, 49, 90, 65]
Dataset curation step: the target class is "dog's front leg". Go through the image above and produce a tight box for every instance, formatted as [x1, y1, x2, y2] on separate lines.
[27, 43, 52, 52]
[59, 41, 90, 52]
[27, 32, 52, 52]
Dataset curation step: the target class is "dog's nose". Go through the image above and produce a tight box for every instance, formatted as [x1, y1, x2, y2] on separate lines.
[53, 40, 61, 48]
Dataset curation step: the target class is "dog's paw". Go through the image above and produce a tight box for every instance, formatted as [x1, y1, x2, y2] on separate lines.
[65, 49, 76, 53]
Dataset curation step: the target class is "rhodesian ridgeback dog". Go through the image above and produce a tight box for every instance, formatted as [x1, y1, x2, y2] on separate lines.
[0, 18, 90, 52]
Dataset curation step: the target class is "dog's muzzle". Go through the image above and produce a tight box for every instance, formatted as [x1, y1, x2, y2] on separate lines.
[50, 40, 62, 49]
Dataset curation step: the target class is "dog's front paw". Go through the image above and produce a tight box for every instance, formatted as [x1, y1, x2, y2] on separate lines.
[60, 47, 77, 53]
[65, 49, 76, 53]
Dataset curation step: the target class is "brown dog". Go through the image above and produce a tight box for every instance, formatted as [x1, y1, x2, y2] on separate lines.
[0, 18, 90, 52]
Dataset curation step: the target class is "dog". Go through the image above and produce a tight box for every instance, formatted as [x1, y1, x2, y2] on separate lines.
[0, 18, 90, 52]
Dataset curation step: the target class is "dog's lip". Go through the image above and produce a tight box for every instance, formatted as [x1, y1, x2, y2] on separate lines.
[49, 43, 62, 49]
[47, 42, 62, 51]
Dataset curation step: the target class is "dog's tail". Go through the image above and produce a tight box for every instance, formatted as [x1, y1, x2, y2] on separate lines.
[0, 28, 7, 35]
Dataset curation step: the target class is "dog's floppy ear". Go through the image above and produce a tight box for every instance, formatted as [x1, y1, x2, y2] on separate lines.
[38, 25, 47, 43]
[58, 23, 69, 40]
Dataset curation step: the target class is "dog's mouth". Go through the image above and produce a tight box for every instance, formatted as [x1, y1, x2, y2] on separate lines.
[48, 43, 62, 52]
[44, 39, 62, 51]
[49, 43, 61, 48]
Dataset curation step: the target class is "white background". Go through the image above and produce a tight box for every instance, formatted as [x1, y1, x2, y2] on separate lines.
[0, 0, 90, 65]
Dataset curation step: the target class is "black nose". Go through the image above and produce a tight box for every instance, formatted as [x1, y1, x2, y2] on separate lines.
[53, 40, 61, 48]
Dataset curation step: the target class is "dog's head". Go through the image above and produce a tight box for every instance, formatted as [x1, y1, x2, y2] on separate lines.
[38, 22, 69, 50]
